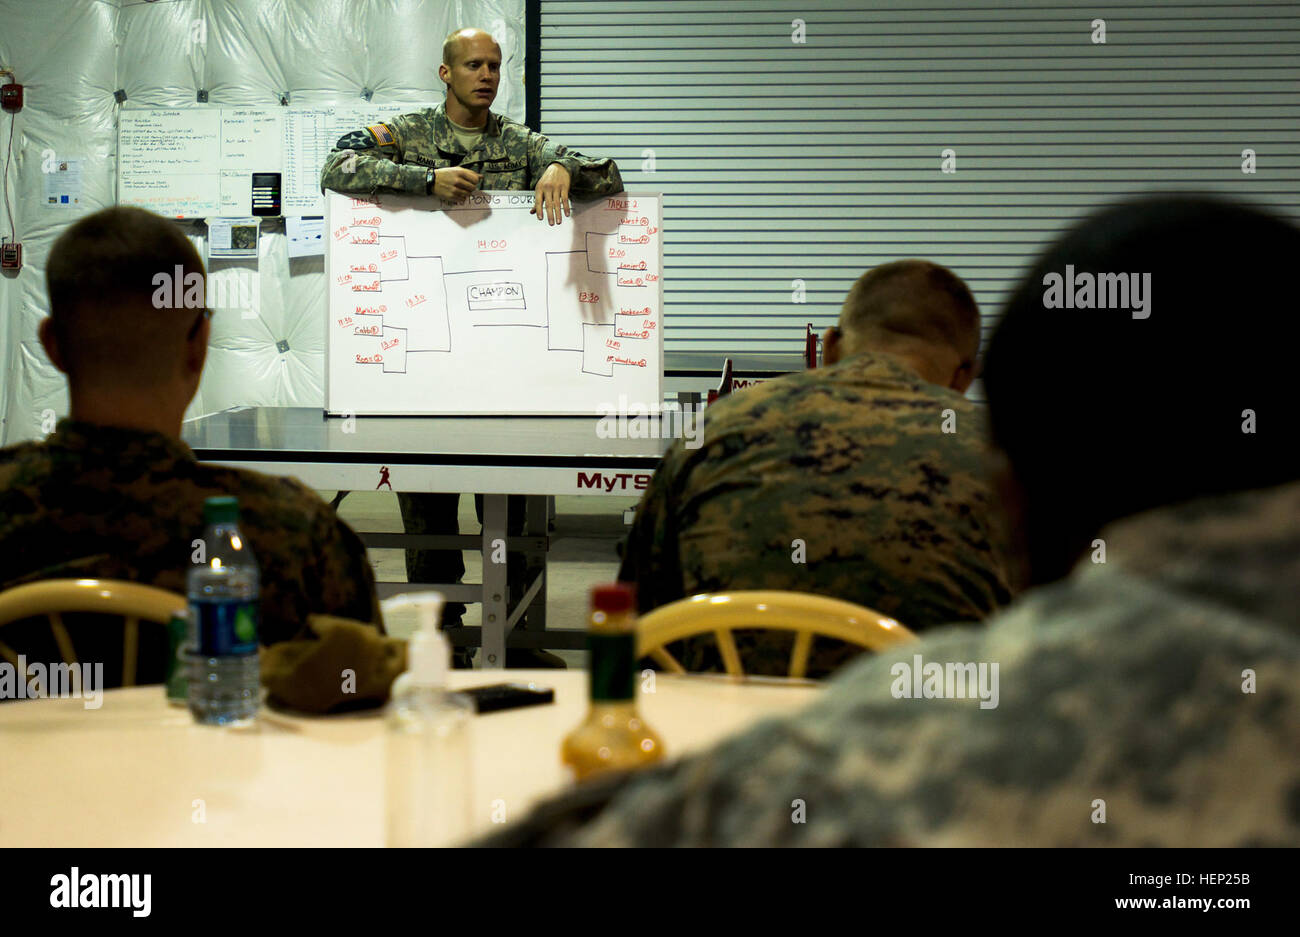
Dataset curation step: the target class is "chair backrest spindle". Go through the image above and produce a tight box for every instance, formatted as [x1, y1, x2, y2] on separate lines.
[637, 590, 918, 679]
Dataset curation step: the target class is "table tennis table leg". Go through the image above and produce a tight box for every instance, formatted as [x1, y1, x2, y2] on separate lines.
[480, 494, 508, 668]
[525, 494, 548, 632]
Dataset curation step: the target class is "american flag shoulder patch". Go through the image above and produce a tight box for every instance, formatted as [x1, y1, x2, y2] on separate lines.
[367, 123, 396, 147]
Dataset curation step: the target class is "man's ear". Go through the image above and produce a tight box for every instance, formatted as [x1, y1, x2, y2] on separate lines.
[184, 315, 210, 379]
[38, 318, 68, 375]
[822, 326, 842, 365]
[438, 62, 451, 86]
[949, 360, 975, 394]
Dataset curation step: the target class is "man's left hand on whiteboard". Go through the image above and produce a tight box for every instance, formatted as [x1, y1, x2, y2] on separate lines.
[533, 163, 572, 226]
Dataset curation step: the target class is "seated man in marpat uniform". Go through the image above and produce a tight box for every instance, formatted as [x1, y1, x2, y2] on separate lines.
[320, 27, 624, 668]
[0, 206, 383, 690]
[620, 260, 1015, 678]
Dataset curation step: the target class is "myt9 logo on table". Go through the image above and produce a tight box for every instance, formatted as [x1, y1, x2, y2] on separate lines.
[577, 472, 652, 492]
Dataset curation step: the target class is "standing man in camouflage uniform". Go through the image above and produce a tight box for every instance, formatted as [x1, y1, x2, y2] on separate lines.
[480, 195, 1300, 847]
[619, 260, 1014, 677]
[320, 27, 624, 667]
[0, 207, 383, 688]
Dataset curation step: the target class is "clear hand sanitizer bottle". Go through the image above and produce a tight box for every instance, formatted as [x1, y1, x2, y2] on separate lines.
[384, 593, 474, 847]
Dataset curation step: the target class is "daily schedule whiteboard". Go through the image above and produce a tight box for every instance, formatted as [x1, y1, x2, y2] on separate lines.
[117, 104, 438, 218]
[324, 190, 663, 416]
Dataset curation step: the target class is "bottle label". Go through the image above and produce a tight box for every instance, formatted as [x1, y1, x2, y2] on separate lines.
[191, 600, 259, 656]
[588, 632, 635, 701]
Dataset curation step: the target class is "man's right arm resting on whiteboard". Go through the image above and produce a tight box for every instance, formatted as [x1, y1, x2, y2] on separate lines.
[320, 125, 428, 199]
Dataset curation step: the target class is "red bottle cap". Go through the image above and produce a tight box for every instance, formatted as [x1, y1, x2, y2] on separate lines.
[591, 583, 636, 614]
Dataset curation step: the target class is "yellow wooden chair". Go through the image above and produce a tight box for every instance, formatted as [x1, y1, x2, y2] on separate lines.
[0, 579, 187, 687]
[636, 590, 917, 679]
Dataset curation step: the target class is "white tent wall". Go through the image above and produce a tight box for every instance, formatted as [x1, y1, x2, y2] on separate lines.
[0, 0, 525, 447]
[0, 1, 119, 446]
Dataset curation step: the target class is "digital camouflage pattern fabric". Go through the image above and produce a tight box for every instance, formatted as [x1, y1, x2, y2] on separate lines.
[482, 480, 1300, 846]
[618, 351, 1014, 677]
[0, 421, 383, 686]
[319, 103, 624, 199]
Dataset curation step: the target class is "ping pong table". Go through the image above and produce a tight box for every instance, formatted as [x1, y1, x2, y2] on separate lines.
[182, 406, 684, 667]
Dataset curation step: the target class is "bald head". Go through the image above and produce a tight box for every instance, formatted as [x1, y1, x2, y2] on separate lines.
[826, 260, 981, 389]
[443, 28, 500, 67]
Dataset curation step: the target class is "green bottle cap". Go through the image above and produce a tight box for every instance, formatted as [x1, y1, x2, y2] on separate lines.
[202, 496, 240, 525]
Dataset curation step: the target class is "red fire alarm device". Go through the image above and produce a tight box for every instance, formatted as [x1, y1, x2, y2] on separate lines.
[0, 241, 21, 271]
[0, 82, 22, 113]
[804, 323, 818, 368]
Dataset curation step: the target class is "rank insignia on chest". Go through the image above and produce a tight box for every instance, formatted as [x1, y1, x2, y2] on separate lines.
[367, 124, 396, 147]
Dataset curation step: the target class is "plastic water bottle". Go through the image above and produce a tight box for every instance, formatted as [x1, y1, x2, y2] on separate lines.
[187, 496, 261, 725]
[385, 592, 474, 846]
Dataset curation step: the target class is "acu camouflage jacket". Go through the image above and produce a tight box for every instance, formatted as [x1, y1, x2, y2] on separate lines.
[319, 103, 623, 200]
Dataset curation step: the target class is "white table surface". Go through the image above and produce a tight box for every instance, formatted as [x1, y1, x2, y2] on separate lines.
[0, 670, 821, 847]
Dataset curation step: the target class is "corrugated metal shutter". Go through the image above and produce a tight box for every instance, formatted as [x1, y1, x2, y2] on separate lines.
[538, 0, 1300, 362]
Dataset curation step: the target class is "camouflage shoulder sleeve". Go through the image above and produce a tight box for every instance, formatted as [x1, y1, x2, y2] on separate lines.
[619, 440, 688, 612]
[946, 397, 1019, 602]
[512, 119, 624, 198]
[319, 115, 428, 197]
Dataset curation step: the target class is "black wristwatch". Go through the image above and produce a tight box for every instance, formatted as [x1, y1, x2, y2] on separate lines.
[425, 169, 435, 195]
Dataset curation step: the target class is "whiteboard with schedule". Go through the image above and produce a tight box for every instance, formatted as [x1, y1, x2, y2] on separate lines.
[323, 190, 663, 416]
[116, 105, 440, 218]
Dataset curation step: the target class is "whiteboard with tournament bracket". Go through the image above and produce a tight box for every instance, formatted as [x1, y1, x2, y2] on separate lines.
[324, 190, 663, 416]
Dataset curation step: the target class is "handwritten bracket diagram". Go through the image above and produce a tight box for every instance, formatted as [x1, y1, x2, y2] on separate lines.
[325, 191, 663, 416]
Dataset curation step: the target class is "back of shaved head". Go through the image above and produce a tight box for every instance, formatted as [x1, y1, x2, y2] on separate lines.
[45, 206, 206, 388]
[443, 27, 500, 67]
[839, 260, 981, 360]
